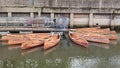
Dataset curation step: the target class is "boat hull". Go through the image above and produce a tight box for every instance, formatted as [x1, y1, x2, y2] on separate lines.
[21, 40, 44, 49]
[69, 32, 89, 47]
[44, 34, 60, 50]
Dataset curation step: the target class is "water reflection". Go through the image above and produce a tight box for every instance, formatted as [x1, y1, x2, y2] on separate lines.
[1, 41, 8, 45]
[109, 55, 120, 68]
[60, 34, 69, 49]
[45, 58, 62, 67]
[110, 40, 118, 45]
[0, 32, 119, 68]
[89, 42, 110, 49]
[44, 45, 58, 56]
[16, 59, 39, 68]
[68, 57, 99, 68]
[21, 46, 42, 55]
[8, 45, 21, 50]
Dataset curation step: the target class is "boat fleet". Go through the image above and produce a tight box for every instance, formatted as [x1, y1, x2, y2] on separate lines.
[1, 27, 118, 50]
[69, 27, 117, 47]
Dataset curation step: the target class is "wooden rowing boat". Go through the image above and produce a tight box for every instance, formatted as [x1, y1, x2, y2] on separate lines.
[21, 40, 44, 49]
[8, 34, 50, 45]
[26, 33, 50, 37]
[21, 33, 50, 49]
[44, 34, 60, 50]
[110, 31, 117, 34]
[70, 31, 110, 44]
[77, 28, 110, 34]
[8, 37, 29, 45]
[105, 34, 118, 40]
[69, 32, 89, 47]
[1, 35, 8, 41]
[1, 34, 24, 41]
[1, 33, 50, 41]
[70, 28, 118, 40]
[27, 34, 51, 40]
[76, 26, 101, 30]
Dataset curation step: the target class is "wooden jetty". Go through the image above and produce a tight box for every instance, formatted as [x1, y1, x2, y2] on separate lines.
[0, 27, 68, 35]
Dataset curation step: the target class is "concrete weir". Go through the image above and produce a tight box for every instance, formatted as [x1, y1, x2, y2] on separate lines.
[0, 0, 120, 29]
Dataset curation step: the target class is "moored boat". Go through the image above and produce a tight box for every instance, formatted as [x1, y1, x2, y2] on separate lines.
[21, 40, 44, 49]
[76, 26, 101, 30]
[44, 34, 60, 50]
[110, 31, 117, 34]
[69, 32, 89, 47]
[73, 28, 111, 35]
[1, 35, 8, 41]
[70, 32, 110, 44]
[70, 28, 118, 40]
[1, 34, 24, 41]
[8, 36, 30, 45]
[105, 34, 118, 40]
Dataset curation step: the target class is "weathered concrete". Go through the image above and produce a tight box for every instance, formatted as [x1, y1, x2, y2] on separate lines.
[89, 13, 94, 27]
[70, 13, 74, 28]
[8, 12, 12, 17]
[51, 13, 54, 20]
[0, 0, 120, 8]
[30, 12, 34, 18]
[0, 0, 120, 28]
[38, 9, 41, 17]
[20, 31, 33, 34]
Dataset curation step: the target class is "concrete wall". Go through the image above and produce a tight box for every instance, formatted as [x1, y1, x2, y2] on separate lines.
[0, 0, 120, 8]
[93, 14, 111, 26]
[74, 14, 89, 27]
[0, 0, 120, 28]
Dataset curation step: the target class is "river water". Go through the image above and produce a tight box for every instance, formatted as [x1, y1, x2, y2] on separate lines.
[0, 33, 120, 68]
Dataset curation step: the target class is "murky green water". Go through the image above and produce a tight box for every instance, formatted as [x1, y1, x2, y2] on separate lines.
[0, 33, 120, 68]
